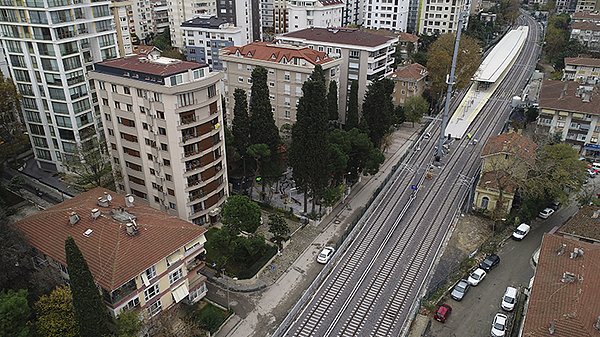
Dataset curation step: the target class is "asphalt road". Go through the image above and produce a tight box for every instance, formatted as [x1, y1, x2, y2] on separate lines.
[427, 202, 579, 337]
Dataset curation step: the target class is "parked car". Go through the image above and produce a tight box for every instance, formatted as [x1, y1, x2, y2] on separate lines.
[316, 246, 335, 264]
[512, 223, 531, 240]
[491, 313, 508, 337]
[467, 268, 487, 286]
[433, 303, 452, 323]
[479, 254, 500, 272]
[587, 169, 596, 178]
[501, 286, 518, 311]
[550, 201, 561, 210]
[450, 279, 470, 301]
[538, 208, 555, 219]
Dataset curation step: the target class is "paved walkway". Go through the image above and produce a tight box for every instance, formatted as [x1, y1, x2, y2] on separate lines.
[209, 124, 423, 337]
[19, 157, 80, 196]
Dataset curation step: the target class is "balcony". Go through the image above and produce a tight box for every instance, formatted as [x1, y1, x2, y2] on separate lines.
[180, 115, 197, 125]
[103, 279, 137, 306]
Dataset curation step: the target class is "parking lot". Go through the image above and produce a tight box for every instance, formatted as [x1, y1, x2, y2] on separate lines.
[426, 202, 579, 337]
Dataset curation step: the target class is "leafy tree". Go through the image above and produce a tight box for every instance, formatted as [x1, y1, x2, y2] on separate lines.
[221, 195, 262, 234]
[0, 289, 30, 337]
[392, 105, 406, 125]
[65, 237, 113, 337]
[8, 175, 25, 193]
[404, 96, 429, 127]
[249, 66, 280, 152]
[268, 214, 290, 246]
[345, 81, 359, 130]
[362, 78, 395, 147]
[544, 14, 571, 67]
[232, 235, 268, 263]
[289, 66, 331, 213]
[34, 286, 79, 337]
[0, 221, 35, 292]
[327, 80, 339, 122]
[0, 73, 21, 142]
[426, 33, 481, 101]
[554, 39, 587, 70]
[232, 89, 251, 159]
[151, 29, 171, 50]
[525, 107, 539, 124]
[116, 309, 141, 337]
[328, 128, 384, 183]
[247, 143, 271, 198]
[161, 48, 186, 60]
[65, 138, 113, 189]
[205, 229, 234, 269]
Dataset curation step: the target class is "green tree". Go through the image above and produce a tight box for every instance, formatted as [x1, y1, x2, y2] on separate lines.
[0, 73, 22, 142]
[345, 81, 359, 130]
[544, 14, 571, 67]
[329, 128, 384, 182]
[327, 80, 339, 122]
[0, 220, 35, 292]
[426, 33, 481, 102]
[221, 195, 262, 234]
[362, 78, 395, 147]
[65, 237, 113, 337]
[392, 105, 406, 125]
[116, 309, 141, 337]
[232, 89, 251, 158]
[268, 214, 290, 246]
[34, 286, 79, 337]
[404, 96, 430, 127]
[161, 48, 186, 60]
[151, 29, 171, 50]
[247, 143, 271, 198]
[65, 138, 113, 189]
[0, 289, 30, 337]
[290, 66, 331, 213]
[205, 229, 234, 268]
[249, 66, 280, 152]
[8, 175, 25, 193]
[525, 107, 539, 124]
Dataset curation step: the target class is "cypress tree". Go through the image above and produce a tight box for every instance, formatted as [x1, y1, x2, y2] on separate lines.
[327, 80, 339, 122]
[232, 88, 250, 158]
[345, 80, 359, 130]
[248, 66, 280, 152]
[65, 237, 113, 337]
[362, 78, 394, 148]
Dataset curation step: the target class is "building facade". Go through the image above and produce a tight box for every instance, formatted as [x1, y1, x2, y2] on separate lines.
[181, 16, 247, 70]
[570, 21, 600, 52]
[89, 51, 228, 225]
[576, 0, 599, 11]
[217, 0, 262, 42]
[363, 0, 410, 31]
[13, 187, 209, 318]
[277, 28, 398, 123]
[220, 41, 341, 128]
[286, 0, 344, 32]
[342, 0, 362, 26]
[563, 57, 600, 84]
[418, 0, 470, 35]
[0, 0, 119, 173]
[537, 80, 600, 156]
[111, 0, 134, 56]
[389, 63, 428, 106]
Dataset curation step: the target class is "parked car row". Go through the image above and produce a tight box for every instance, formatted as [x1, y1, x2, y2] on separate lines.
[491, 287, 519, 336]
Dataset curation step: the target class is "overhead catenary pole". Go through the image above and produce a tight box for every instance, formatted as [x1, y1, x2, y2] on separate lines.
[436, 11, 467, 161]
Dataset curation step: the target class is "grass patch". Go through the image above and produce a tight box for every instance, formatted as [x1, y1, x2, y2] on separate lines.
[187, 301, 231, 334]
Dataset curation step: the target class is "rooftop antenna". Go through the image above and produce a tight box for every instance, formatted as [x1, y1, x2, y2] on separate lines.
[436, 10, 467, 161]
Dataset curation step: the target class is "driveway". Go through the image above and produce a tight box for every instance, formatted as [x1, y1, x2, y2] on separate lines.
[426, 202, 579, 337]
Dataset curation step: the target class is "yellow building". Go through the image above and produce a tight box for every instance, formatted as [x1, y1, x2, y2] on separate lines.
[474, 132, 537, 215]
[13, 187, 208, 318]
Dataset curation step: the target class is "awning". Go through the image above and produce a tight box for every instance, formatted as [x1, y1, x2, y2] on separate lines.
[172, 283, 189, 303]
[166, 253, 181, 266]
[141, 272, 150, 287]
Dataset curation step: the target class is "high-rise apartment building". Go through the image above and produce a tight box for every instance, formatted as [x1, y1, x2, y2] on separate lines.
[217, 0, 262, 42]
[168, 0, 222, 48]
[343, 0, 363, 26]
[88, 51, 228, 225]
[220, 41, 341, 128]
[418, 0, 470, 35]
[111, 0, 134, 56]
[363, 0, 410, 31]
[0, 0, 119, 172]
[287, 0, 344, 32]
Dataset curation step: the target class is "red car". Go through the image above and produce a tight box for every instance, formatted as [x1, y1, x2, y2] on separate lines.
[434, 304, 452, 323]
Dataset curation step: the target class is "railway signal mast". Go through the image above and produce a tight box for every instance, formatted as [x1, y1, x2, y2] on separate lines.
[436, 11, 468, 161]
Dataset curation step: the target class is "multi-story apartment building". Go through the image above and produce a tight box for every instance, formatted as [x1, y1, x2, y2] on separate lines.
[389, 63, 428, 106]
[220, 41, 341, 128]
[181, 16, 247, 70]
[342, 0, 362, 26]
[217, 0, 262, 42]
[287, 0, 344, 32]
[89, 50, 228, 225]
[537, 80, 600, 156]
[418, 0, 470, 35]
[570, 21, 600, 52]
[260, 0, 288, 36]
[563, 57, 600, 84]
[0, 0, 119, 173]
[277, 28, 398, 123]
[13, 187, 209, 318]
[168, 0, 223, 49]
[130, 0, 158, 40]
[576, 0, 599, 11]
[111, 0, 134, 56]
[397, 32, 418, 62]
[555, 0, 577, 13]
[363, 0, 410, 31]
[572, 10, 600, 23]
[153, 0, 169, 33]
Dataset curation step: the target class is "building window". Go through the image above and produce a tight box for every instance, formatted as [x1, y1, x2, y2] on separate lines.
[178, 92, 195, 107]
[208, 84, 216, 98]
[143, 283, 159, 301]
[102, 98, 109, 106]
[157, 111, 165, 119]
[111, 84, 117, 92]
[481, 197, 489, 209]
[169, 268, 183, 284]
[163, 159, 171, 166]
[158, 127, 166, 135]
[169, 202, 176, 209]
[165, 174, 172, 181]
[145, 265, 156, 279]
[147, 300, 162, 316]
[168, 188, 175, 196]
[161, 143, 168, 151]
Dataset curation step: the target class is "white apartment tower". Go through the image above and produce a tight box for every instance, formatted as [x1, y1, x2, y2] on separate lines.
[287, 0, 344, 32]
[418, 0, 470, 35]
[111, 0, 134, 55]
[0, 0, 119, 173]
[363, 0, 410, 31]
[169, 0, 221, 49]
[89, 51, 229, 225]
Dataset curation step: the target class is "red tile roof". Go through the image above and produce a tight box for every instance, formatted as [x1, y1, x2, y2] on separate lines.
[221, 42, 334, 65]
[390, 63, 428, 81]
[279, 27, 397, 48]
[572, 21, 600, 31]
[558, 205, 600, 242]
[96, 54, 202, 77]
[522, 233, 600, 337]
[12, 187, 206, 291]
[477, 170, 517, 193]
[398, 32, 419, 43]
[564, 57, 600, 68]
[572, 10, 600, 22]
[481, 132, 538, 164]
[539, 80, 600, 115]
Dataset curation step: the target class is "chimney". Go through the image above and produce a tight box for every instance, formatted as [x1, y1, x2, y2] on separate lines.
[91, 208, 101, 220]
[126, 222, 138, 236]
[69, 212, 80, 225]
[97, 196, 109, 207]
[125, 194, 135, 207]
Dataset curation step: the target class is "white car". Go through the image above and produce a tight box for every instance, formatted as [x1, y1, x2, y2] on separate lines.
[501, 286, 518, 311]
[538, 208, 555, 219]
[512, 223, 531, 240]
[317, 246, 335, 264]
[491, 313, 508, 337]
[467, 268, 487, 286]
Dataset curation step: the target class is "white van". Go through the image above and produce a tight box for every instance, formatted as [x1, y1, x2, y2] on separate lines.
[593, 162, 600, 171]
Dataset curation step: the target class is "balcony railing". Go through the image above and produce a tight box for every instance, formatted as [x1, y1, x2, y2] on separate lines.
[184, 149, 201, 158]
[180, 115, 197, 125]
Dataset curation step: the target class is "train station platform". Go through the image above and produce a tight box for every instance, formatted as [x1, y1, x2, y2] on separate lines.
[445, 26, 529, 139]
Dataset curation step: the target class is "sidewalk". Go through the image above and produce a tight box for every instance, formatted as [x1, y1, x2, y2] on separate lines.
[19, 157, 80, 197]
[211, 124, 423, 337]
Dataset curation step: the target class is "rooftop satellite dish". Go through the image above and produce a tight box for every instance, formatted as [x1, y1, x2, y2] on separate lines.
[106, 194, 113, 202]
[125, 194, 135, 207]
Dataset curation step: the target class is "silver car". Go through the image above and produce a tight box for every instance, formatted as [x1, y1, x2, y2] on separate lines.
[450, 279, 470, 301]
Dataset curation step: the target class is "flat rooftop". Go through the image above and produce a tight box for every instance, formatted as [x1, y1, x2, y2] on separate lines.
[472, 26, 528, 83]
[95, 54, 203, 78]
[278, 27, 397, 48]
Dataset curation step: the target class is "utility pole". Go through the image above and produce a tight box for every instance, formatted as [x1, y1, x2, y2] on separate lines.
[436, 11, 467, 161]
